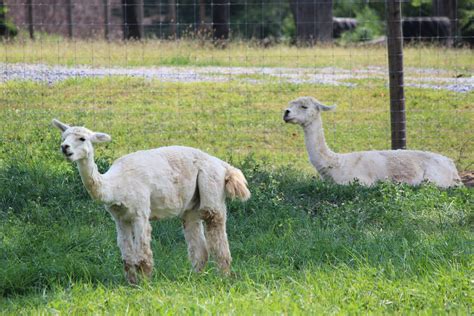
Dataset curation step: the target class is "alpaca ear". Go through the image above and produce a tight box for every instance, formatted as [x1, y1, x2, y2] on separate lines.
[52, 119, 70, 132]
[320, 104, 336, 111]
[90, 132, 112, 143]
[308, 97, 335, 111]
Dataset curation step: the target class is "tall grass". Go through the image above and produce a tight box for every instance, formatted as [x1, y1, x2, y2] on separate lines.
[1, 78, 472, 170]
[1, 38, 472, 71]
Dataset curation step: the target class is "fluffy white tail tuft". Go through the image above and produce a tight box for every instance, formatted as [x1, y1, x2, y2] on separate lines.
[225, 167, 251, 201]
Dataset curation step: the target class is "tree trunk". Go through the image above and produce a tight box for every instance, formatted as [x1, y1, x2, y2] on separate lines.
[289, 0, 333, 45]
[122, 0, 144, 40]
[66, 0, 73, 38]
[432, 0, 456, 45]
[26, 0, 34, 39]
[212, 0, 229, 40]
[168, 0, 176, 38]
[103, 0, 110, 40]
[199, 0, 206, 29]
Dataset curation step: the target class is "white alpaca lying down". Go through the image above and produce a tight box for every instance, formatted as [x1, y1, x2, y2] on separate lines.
[283, 97, 462, 188]
[52, 119, 250, 284]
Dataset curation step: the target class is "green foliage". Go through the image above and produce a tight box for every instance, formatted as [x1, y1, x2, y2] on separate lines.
[339, 7, 383, 43]
[404, 0, 433, 16]
[333, 0, 367, 17]
[0, 5, 17, 38]
[458, 0, 474, 42]
[281, 13, 296, 41]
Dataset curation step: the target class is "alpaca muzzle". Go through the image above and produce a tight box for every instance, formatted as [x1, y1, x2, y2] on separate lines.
[61, 145, 73, 157]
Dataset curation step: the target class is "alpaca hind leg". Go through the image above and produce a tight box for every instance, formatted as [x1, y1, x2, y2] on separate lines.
[182, 212, 208, 272]
[201, 209, 232, 275]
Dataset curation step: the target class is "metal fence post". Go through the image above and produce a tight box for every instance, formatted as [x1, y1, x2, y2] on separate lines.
[386, 0, 406, 150]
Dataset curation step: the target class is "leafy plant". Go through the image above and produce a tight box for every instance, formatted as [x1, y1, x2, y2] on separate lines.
[0, 4, 17, 38]
[458, 0, 474, 45]
[339, 6, 383, 43]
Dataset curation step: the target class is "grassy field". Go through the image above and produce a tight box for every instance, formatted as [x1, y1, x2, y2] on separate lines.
[0, 42, 473, 313]
[1, 78, 472, 170]
[1, 38, 473, 72]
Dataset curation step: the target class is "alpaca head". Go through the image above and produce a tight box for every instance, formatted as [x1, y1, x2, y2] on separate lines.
[283, 97, 336, 126]
[52, 119, 111, 162]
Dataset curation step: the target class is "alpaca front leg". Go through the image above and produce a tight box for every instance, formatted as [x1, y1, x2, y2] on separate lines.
[182, 214, 209, 272]
[132, 216, 154, 280]
[115, 220, 138, 284]
[201, 210, 232, 275]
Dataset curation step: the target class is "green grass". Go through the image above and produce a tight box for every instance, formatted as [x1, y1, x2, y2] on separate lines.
[0, 76, 473, 313]
[1, 38, 473, 72]
[1, 78, 472, 170]
[0, 158, 472, 313]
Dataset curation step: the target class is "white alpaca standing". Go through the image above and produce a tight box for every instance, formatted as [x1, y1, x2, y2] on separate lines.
[52, 119, 250, 284]
[283, 97, 462, 188]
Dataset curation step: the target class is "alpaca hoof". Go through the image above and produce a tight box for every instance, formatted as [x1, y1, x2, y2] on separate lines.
[126, 273, 138, 285]
[124, 261, 138, 285]
[193, 260, 208, 273]
[218, 260, 232, 276]
[137, 259, 154, 279]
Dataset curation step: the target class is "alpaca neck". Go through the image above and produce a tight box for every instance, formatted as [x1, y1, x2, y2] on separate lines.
[77, 152, 107, 201]
[303, 117, 339, 175]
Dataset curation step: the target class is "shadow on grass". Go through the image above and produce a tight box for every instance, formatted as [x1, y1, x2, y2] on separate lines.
[0, 156, 472, 298]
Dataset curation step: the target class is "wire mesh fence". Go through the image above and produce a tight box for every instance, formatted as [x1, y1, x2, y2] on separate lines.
[1, 0, 473, 173]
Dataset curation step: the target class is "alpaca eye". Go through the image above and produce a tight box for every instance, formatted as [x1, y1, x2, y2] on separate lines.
[301, 105, 308, 109]
[79, 137, 86, 142]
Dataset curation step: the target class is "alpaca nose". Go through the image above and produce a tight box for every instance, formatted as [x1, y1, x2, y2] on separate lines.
[284, 109, 290, 117]
[61, 144, 70, 153]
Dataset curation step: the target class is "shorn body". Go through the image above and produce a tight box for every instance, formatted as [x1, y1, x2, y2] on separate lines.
[53, 119, 250, 284]
[104, 147, 238, 220]
[323, 149, 461, 187]
[283, 97, 461, 187]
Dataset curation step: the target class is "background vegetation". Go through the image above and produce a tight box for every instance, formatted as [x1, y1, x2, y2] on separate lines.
[3, 0, 471, 43]
[142, 0, 473, 41]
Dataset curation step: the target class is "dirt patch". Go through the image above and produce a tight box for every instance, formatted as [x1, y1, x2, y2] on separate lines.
[1, 63, 473, 93]
[460, 171, 474, 187]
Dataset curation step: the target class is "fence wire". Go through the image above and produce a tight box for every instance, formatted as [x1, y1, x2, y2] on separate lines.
[1, 0, 472, 173]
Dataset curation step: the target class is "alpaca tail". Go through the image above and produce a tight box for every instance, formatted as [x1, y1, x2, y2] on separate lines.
[224, 167, 251, 201]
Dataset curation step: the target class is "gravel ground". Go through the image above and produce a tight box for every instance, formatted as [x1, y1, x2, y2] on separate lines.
[1, 63, 472, 93]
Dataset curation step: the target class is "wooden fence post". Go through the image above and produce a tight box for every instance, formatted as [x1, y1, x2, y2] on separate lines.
[386, 0, 406, 150]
